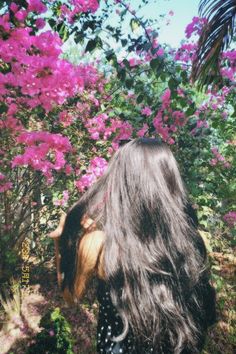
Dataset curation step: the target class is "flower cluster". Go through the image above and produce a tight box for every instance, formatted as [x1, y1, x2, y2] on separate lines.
[209, 147, 231, 168]
[59, 0, 99, 23]
[152, 89, 187, 144]
[53, 190, 69, 206]
[0, 25, 101, 111]
[223, 211, 236, 228]
[84, 114, 133, 148]
[75, 157, 108, 192]
[0, 172, 13, 193]
[11, 132, 72, 182]
[185, 16, 207, 39]
[175, 43, 197, 63]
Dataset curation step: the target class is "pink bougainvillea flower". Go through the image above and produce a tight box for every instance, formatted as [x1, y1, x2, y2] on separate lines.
[27, 0, 47, 14]
[35, 18, 46, 29]
[185, 17, 207, 39]
[75, 157, 108, 192]
[141, 106, 152, 116]
[15, 10, 28, 22]
[137, 123, 149, 137]
[223, 211, 236, 228]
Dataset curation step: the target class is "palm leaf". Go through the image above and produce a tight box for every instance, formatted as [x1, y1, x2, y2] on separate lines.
[192, 0, 236, 89]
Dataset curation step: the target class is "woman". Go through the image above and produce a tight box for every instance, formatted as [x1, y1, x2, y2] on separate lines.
[50, 138, 216, 354]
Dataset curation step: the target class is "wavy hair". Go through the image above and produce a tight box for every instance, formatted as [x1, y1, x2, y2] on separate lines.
[59, 138, 216, 354]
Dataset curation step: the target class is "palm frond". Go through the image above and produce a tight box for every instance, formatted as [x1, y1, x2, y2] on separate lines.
[192, 0, 236, 89]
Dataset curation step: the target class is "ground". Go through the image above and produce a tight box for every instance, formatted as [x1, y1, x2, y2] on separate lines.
[0, 240, 235, 354]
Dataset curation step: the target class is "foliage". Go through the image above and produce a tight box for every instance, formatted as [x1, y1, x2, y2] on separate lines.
[0, 0, 235, 281]
[26, 307, 75, 354]
[192, 0, 236, 88]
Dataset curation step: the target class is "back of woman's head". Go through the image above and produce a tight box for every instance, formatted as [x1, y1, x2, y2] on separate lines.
[60, 138, 216, 354]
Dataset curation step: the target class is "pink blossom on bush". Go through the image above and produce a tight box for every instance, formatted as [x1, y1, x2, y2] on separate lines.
[15, 10, 28, 22]
[85, 113, 109, 140]
[0, 173, 13, 193]
[65, 164, 73, 175]
[153, 111, 170, 142]
[72, 0, 99, 14]
[54, 190, 69, 206]
[27, 0, 47, 14]
[156, 48, 164, 56]
[175, 43, 197, 63]
[223, 211, 236, 228]
[35, 18, 46, 29]
[172, 111, 186, 126]
[209, 147, 231, 168]
[58, 111, 74, 127]
[141, 106, 152, 116]
[10, 3, 19, 13]
[0, 14, 11, 32]
[49, 329, 55, 336]
[11, 132, 72, 180]
[137, 123, 149, 137]
[209, 159, 217, 166]
[128, 57, 142, 67]
[75, 157, 108, 192]
[185, 17, 207, 39]
[161, 89, 171, 109]
[0, 25, 100, 112]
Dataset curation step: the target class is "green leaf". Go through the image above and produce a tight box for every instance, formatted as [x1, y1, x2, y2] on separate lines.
[117, 68, 126, 81]
[137, 94, 144, 103]
[121, 39, 128, 47]
[125, 78, 134, 89]
[85, 39, 97, 52]
[0, 102, 8, 114]
[123, 59, 130, 69]
[185, 104, 196, 117]
[150, 58, 160, 70]
[130, 19, 140, 32]
[168, 78, 178, 90]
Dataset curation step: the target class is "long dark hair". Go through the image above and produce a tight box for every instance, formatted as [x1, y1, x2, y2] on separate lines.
[59, 138, 216, 353]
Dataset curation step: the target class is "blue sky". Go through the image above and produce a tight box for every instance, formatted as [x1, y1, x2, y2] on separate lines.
[140, 0, 200, 47]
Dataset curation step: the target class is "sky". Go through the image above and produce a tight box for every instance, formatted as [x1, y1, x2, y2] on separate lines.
[140, 0, 200, 47]
[62, 0, 201, 60]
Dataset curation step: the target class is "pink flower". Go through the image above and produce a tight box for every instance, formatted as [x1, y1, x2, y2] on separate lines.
[161, 89, 171, 109]
[168, 137, 175, 145]
[137, 123, 149, 137]
[141, 107, 152, 116]
[54, 190, 69, 206]
[27, 0, 47, 14]
[128, 58, 141, 67]
[185, 17, 207, 39]
[15, 10, 28, 22]
[35, 18, 46, 29]
[156, 48, 164, 56]
[224, 162, 231, 169]
[65, 164, 73, 175]
[209, 159, 217, 166]
[75, 157, 108, 192]
[0, 181, 13, 193]
[10, 3, 19, 13]
[223, 211, 236, 228]
[58, 111, 74, 127]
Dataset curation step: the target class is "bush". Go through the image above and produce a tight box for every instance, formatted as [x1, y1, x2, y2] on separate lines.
[27, 307, 74, 354]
